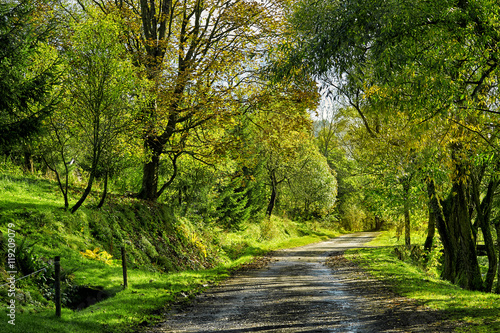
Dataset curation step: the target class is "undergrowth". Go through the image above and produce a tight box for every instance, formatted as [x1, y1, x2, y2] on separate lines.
[0, 170, 339, 333]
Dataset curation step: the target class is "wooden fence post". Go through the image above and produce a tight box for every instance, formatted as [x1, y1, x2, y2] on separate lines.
[54, 256, 61, 317]
[121, 246, 128, 289]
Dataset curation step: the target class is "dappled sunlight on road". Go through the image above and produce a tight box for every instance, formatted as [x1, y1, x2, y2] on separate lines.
[143, 232, 454, 332]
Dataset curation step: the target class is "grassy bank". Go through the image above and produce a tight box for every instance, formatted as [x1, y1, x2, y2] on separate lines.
[348, 232, 500, 332]
[0, 170, 338, 333]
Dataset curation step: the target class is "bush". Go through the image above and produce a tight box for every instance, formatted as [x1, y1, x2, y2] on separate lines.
[393, 240, 443, 278]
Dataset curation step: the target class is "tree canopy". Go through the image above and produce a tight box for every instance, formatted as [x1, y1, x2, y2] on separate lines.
[4, 0, 500, 295]
[276, 0, 500, 291]
[0, 0, 59, 148]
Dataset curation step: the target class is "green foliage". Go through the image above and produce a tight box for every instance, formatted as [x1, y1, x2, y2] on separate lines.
[0, 0, 59, 148]
[312, 105, 391, 231]
[351, 232, 500, 331]
[59, 9, 149, 212]
[286, 148, 337, 218]
[215, 168, 266, 231]
[0, 0, 331, 226]
[338, 199, 367, 231]
[0, 170, 340, 333]
[216, 183, 251, 231]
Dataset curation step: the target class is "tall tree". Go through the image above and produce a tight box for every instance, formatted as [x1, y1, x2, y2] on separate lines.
[0, 0, 59, 150]
[61, 9, 147, 212]
[246, 87, 319, 217]
[279, 0, 500, 290]
[85, 0, 290, 201]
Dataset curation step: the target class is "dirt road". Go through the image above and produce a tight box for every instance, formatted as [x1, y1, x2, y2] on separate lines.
[145, 233, 455, 332]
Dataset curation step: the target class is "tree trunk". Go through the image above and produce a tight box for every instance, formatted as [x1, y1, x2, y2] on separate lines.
[449, 178, 483, 290]
[137, 151, 160, 200]
[481, 219, 497, 292]
[427, 176, 484, 291]
[266, 185, 277, 217]
[424, 190, 436, 252]
[137, 128, 164, 200]
[136, 90, 183, 201]
[42, 155, 69, 210]
[374, 216, 383, 231]
[472, 177, 499, 292]
[495, 222, 500, 294]
[71, 146, 100, 213]
[71, 173, 95, 214]
[403, 179, 411, 248]
[97, 171, 108, 209]
[156, 153, 180, 199]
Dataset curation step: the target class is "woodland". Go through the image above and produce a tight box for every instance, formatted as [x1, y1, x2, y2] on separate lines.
[2, 0, 500, 309]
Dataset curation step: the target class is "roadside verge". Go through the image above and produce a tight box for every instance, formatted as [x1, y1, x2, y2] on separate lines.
[347, 232, 500, 332]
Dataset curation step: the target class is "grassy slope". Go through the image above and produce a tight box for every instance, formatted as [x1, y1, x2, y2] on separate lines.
[0, 171, 338, 333]
[348, 232, 500, 333]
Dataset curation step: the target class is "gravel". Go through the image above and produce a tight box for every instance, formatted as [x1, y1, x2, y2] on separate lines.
[142, 232, 457, 333]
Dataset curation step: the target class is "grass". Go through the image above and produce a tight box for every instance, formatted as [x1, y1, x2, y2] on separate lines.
[6, 167, 500, 333]
[1, 227, 337, 333]
[0, 168, 340, 333]
[220, 217, 339, 258]
[348, 231, 500, 332]
[1, 264, 238, 333]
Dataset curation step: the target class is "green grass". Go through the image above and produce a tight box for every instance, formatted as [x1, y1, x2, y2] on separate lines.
[348, 231, 500, 332]
[220, 216, 339, 259]
[1, 264, 236, 333]
[1, 226, 336, 333]
[0, 169, 340, 333]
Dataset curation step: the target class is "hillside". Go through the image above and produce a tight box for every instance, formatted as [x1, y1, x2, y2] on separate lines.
[0, 169, 338, 333]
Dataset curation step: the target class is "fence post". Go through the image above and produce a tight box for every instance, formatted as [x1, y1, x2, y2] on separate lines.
[121, 246, 128, 289]
[54, 256, 61, 317]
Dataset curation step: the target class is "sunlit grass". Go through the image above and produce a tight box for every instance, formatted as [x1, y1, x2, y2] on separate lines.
[219, 216, 339, 260]
[0, 265, 233, 333]
[349, 231, 500, 332]
[365, 228, 428, 247]
[0, 170, 341, 333]
[2, 229, 336, 333]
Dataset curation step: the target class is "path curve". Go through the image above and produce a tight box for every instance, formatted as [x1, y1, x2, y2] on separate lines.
[145, 232, 455, 333]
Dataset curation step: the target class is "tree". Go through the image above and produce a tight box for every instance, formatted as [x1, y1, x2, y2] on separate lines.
[314, 104, 386, 231]
[286, 147, 337, 218]
[82, 0, 291, 201]
[247, 93, 317, 217]
[40, 107, 73, 210]
[0, 0, 59, 157]
[280, 0, 500, 291]
[216, 174, 252, 231]
[61, 9, 147, 213]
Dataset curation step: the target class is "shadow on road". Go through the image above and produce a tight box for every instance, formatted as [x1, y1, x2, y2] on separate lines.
[144, 233, 455, 333]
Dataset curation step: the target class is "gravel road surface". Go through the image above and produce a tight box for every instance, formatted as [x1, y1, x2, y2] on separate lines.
[144, 232, 456, 333]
